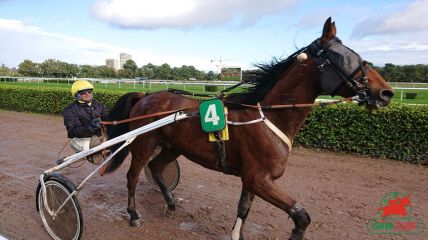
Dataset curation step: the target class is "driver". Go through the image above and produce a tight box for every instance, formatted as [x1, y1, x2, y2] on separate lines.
[63, 80, 108, 164]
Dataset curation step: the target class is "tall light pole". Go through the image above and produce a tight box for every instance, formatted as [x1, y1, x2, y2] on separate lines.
[210, 57, 223, 80]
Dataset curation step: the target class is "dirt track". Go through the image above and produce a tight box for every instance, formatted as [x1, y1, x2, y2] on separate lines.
[0, 110, 427, 240]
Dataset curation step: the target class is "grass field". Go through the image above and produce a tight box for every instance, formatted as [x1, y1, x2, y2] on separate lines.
[1, 81, 427, 104]
[390, 88, 428, 104]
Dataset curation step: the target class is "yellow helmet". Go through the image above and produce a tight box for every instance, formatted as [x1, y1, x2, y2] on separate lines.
[71, 80, 94, 96]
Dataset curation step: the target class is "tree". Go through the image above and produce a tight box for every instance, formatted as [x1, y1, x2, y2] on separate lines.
[18, 59, 38, 76]
[382, 63, 399, 82]
[12, 57, 428, 83]
[155, 63, 172, 80]
[97, 65, 116, 78]
[66, 64, 79, 78]
[177, 65, 192, 80]
[40, 59, 68, 77]
[0, 64, 11, 76]
[206, 71, 217, 80]
[78, 65, 96, 78]
[141, 63, 156, 79]
[122, 60, 138, 78]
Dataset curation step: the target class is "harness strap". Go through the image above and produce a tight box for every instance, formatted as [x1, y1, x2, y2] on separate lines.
[257, 103, 293, 151]
[227, 118, 264, 126]
[226, 103, 293, 151]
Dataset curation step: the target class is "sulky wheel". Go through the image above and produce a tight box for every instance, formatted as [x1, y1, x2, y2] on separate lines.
[144, 159, 180, 192]
[36, 173, 83, 240]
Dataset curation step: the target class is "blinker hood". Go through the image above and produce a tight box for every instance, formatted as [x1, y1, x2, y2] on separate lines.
[307, 38, 363, 96]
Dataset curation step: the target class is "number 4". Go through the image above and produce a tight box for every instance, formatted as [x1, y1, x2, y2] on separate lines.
[204, 104, 220, 125]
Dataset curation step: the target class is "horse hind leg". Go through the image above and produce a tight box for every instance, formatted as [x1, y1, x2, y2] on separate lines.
[231, 190, 255, 240]
[147, 147, 180, 211]
[245, 176, 311, 240]
[127, 141, 157, 227]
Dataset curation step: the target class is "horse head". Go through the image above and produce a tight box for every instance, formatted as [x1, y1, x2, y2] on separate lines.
[306, 17, 394, 110]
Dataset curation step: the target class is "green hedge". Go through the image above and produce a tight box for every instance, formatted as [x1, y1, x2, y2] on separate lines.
[1, 84, 427, 164]
[204, 85, 218, 92]
[295, 103, 428, 165]
[0, 85, 126, 113]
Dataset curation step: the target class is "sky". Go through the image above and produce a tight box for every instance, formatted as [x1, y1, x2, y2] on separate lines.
[1, 0, 428, 72]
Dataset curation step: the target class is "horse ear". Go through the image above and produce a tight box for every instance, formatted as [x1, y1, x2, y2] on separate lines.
[332, 21, 337, 35]
[322, 17, 332, 35]
[321, 17, 336, 45]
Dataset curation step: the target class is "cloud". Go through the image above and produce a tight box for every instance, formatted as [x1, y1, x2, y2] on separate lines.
[346, 0, 428, 65]
[347, 33, 428, 65]
[351, 0, 428, 38]
[92, 0, 298, 29]
[0, 18, 123, 66]
[362, 49, 428, 66]
[0, 18, 225, 70]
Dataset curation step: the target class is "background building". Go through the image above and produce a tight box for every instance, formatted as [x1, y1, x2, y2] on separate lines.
[105, 58, 119, 71]
[119, 53, 132, 69]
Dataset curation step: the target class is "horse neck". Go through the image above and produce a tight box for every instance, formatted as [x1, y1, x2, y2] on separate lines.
[260, 60, 320, 139]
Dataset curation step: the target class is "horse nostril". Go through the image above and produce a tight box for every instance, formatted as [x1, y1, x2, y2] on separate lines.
[379, 89, 394, 102]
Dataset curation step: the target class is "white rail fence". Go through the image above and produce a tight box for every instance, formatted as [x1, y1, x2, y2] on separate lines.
[0, 76, 245, 92]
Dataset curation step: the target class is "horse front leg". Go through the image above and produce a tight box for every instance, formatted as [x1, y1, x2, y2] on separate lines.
[246, 175, 311, 240]
[147, 148, 180, 211]
[231, 190, 255, 240]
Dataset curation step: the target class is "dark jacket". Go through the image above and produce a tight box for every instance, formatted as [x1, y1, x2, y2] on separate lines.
[63, 100, 108, 138]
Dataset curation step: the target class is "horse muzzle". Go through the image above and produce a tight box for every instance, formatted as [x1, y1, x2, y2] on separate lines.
[363, 89, 394, 110]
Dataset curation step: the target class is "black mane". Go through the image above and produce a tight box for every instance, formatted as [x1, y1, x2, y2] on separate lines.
[226, 48, 304, 105]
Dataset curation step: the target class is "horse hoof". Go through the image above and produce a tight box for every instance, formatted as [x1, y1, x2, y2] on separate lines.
[167, 203, 175, 211]
[163, 204, 175, 216]
[130, 218, 142, 227]
[288, 229, 305, 240]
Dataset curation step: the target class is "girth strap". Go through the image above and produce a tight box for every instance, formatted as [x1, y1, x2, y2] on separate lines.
[213, 131, 229, 174]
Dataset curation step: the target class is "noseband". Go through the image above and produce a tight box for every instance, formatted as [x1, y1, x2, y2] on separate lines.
[307, 37, 370, 103]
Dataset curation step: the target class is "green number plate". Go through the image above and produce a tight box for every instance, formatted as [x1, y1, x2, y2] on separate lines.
[199, 99, 226, 132]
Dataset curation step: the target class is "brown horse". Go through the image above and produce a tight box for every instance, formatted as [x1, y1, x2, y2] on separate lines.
[105, 18, 394, 240]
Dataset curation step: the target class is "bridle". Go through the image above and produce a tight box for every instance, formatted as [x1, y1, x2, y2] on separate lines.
[307, 37, 371, 104]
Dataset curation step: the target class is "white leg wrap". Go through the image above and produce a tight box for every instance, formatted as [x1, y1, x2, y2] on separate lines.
[231, 217, 243, 240]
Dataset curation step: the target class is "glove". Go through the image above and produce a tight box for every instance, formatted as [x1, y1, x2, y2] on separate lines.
[89, 118, 101, 130]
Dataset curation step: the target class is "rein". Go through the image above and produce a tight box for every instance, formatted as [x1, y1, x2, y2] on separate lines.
[100, 95, 356, 126]
[224, 96, 356, 110]
[100, 106, 193, 126]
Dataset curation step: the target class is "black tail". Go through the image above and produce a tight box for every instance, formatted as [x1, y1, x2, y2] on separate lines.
[104, 92, 145, 174]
